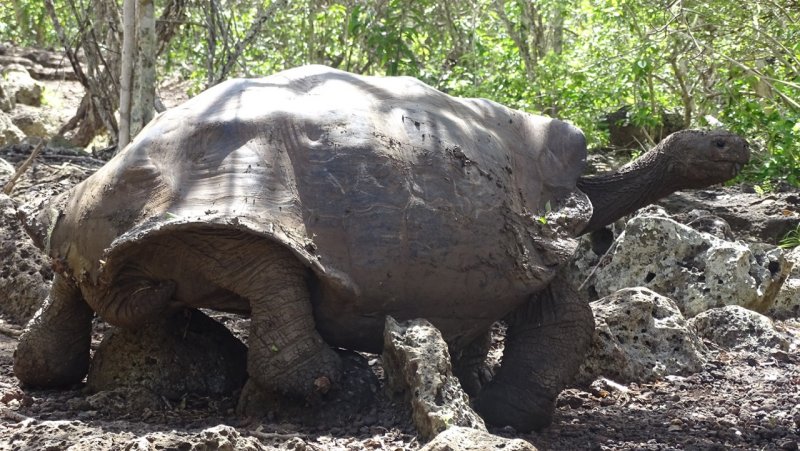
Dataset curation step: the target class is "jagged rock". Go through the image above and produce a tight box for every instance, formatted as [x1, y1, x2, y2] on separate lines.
[0, 47, 78, 81]
[382, 316, 486, 440]
[0, 193, 52, 324]
[87, 310, 247, 400]
[21, 48, 72, 69]
[564, 205, 670, 303]
[0, 157, 13, 180]
[658, 187, 800, 245]
[2, 64, 43, 106]
[12, 104, 55, 139]
[684, 209, 735, 240]
[593, 215, 789, 317]
[770, 246, 800, 319]
[0, 55, 35, 68]
[0, 80, 14, 112]
[191, 425, 266, 451]
[576, 287, 708, 384]
[1, 419, 119, 450]
[279, 437, 322, 451]
[690, 305, 790, 352]
[123, 425, 267, 451]
[86, 386, 165, 414]
[420, 427, 538, 451]
[0, 110, 26, 146]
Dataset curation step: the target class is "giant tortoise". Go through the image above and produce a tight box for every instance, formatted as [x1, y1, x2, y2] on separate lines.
[14, 65, 749, 431]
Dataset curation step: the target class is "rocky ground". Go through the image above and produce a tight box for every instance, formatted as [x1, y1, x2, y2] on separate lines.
[0, 318, 799, 451]
[0, 45, 799, 450]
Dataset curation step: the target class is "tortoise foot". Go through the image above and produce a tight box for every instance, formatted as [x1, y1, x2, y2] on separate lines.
[238, 343, 342, 416]
[248, 338, 342, 400]
[282, 341, 342, 397]
[236, 379, 276, 416]
[453, 361, 494, 397]
[473, 380, 555, 432]
[13, 275, 94, 388]
[452, 329, 494, 397]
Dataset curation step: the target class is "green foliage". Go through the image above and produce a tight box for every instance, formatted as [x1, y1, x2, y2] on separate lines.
[1, 0, 798, 188]
[0, 1, 53, 46]
[779, 224, 800, 249]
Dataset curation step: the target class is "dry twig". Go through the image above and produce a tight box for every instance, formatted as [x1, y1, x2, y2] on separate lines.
[2, 141, 46, 195]
[0, 323, 23, 338]
[1, 408, 32, 423]
[249, 430, 308, 441]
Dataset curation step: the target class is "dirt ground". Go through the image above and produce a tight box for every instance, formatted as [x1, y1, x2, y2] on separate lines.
[1, 75, 799, 451]
[1, 306, 798, 450]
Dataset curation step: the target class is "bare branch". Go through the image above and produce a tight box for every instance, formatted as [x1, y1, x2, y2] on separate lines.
[212, 0, 289, 85]
[2, 141, 46, 195]
[119, 0, 136, 148]
[156, 0, 187, 55]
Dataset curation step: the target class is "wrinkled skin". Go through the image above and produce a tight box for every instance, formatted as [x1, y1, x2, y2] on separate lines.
[577, 129, 750, 234]
[13, 65, 749, 433]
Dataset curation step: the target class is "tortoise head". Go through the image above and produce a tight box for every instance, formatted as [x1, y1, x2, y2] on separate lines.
[577, 128, 749, 234]
[18, 191, 69, 255]
[659, 129, 750, 188]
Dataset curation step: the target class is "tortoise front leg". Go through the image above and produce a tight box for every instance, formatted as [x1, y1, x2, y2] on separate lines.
[452, 329, 493, 397]
[474, 274, 594, 432]
[14, 274, 94, 387]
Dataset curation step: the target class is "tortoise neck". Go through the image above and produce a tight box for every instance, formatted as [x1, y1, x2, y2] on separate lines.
[577, 150, 676, 234]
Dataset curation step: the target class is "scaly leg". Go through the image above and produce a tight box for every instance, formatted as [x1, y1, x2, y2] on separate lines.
[452, 329, 493, 397]
[474, 274, 594, 432]
[14, 274, 94, 387]
[190, 232, 341, 408]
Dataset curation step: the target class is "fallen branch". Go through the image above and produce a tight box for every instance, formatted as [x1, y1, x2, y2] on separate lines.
[2, 141, 46, 195]
[1, 408, 32, 423]
[579, 230, 626, 292]
[248, 430, 308, 441]
[0, 323, 23, 338]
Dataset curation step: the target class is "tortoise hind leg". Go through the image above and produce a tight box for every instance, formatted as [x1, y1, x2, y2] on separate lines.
[14, 274, 94, 387]
[474, 273, 594, 432]
[191, 232, 342, 408]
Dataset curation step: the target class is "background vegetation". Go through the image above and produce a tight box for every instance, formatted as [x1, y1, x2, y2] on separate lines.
[2, 0, 798, 186]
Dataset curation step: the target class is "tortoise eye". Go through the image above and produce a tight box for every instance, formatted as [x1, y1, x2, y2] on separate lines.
[714, 139, 726, 148]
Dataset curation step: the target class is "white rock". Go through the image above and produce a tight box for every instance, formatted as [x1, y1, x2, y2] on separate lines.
[420, 426, 538, 451]
[0, 194, 51, 324]
[594, 215, 788, 317]
[2, 64, 43, 107]
[0, 157, 14, 181]
[124, 425, 266, 451]
[0, 79, 14, 112]
[689, 305, 790, 351]
[12, 104, 56, 139]
[770, 246, 800, 319]
[577, 287, 707, 384]
[382, 316, 486, 440]
[0, 110, 25, 146]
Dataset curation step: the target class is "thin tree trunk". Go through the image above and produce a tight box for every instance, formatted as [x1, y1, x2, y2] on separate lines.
[669, 57, 693, 128]
[211, 0, 289, 85]
[44, 0, 118, 145]
[156, 0, 187, 55]
[132, 0, 156, 138]
[119, 0, 136, 149]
